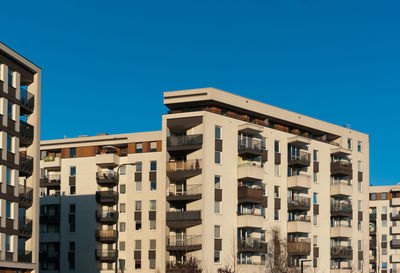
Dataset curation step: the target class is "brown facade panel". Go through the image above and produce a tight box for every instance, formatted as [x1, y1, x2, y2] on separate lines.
[128, 143, 136, 154]
[134, 212, 141, 220]
[215, 189, 222, 201]
[135, 172, 142, 182]
[215, 139, 223, 152]
[214, 239, 222, 251]
[275, 198, 281, 210]
[149, 171, 157, 181]
[61, 148, 70, 158]
[149, 211, 156, 220]
[261, 150, 268, 162]
[156, 140, 162, 152]
[313, 161, 319, 172]
[143, 142, 150, 153]
[358, 211, 363, 221]
[313, 204, 319, 215]
[77, 146, 96, 157]
[275, 152, 281, 165]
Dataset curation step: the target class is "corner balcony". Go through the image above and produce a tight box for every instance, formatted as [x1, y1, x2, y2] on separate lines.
[237, 212, 263, 228]
[96, 171, 118, 187]
[287, 216, 311, 233]
[391, 198, 400, 207]
[237, 163, 264, 181]
[391, 226, 400, 235]
[288, 151, 310, 168]
[20, 87, 34, 115]
[331, 226, 352, 238]
[19, 153, 33, 177]
[167, 134, 203, 152]
[19, 121, 34, 147]
[238, 186, 263, 204]
[18, 185, 33, 208]
[287, 173, 311, 190]
[288, 196, 311, 211]
[166, 210, 202, 229]
[331, 246, 353, 259]
[18, 218, 33, 238]
[96, 210, 118, 224]
[331, 204, 352, 218]
[287, 238, 311, 256]
[40, 174, 61, 188]
[167, 184, 202, 203]
[331, 161, 353, 177]
[238, 237, 267, 253]
[238, 138, 262, 157]
[95, 229, 117, 242]
[42, 156, 61, 169]
[330, 181, 353, 196]
[166, 235, 202, 252]
[167, 159, 202, 180]
[95, 249, 116, 262]
[95, 190, 118, 204]
[95, 152, 119, 167]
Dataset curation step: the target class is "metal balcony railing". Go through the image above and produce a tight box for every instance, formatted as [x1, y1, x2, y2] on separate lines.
[167, 235, 202, 247]
[167, 134, 203, 147]
[167, 159, 202, 172]
[168, 184, 202, 196]
[20, 87, 34, 111]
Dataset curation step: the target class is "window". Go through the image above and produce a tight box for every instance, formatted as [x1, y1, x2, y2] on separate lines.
[149, 220, 156, 230]
[274, 164, 280, 176]
[136, 162, 142, 172]
[135, 201, 142, 211]
[357, 141, 362, 152]
[214, 251, 221, 263]
[6, 168, 12, 185]
[150, 161, 157, 171]
[8, 101, 13, 119]
[135, 261, 141, 270]
[120, 259, 126, 270]
[313, 215, 318, 226]
[382, 262, 387, 269]
[261, 137, 266, 149]
[150, 200, 156, 211]
[120, 203, 126, 213]
[69, 204, 76, 232]
[135, 220, 142, 230]
[150, 239, 156, 250]
[70, 166, 76, 177]
[274, 186, 279, 198]
[371, 193, 377, 200]
[149, 259, 156, 269]
[382, 248, 387, 255]
[70, 186, 76, 195]
[214, 176, 221, 189]
[274, 209, 279, 220]
[313, 150, 318, 162]
[274, 141, 280, 153]
[382, 220, 387, 227]
[358, 181, 362, 192]
[214, 201, 221, 214]
[136, 181, 142, 191]
[214, 225, 221, 238]
[382, 193, 387, 200]
[358, 200, 362, 211]
[5, 234, 11, 251]
[120, 184, 126, 194]
[119, 241, 125, 251]
[357, 161, 362, 172]
[135, 240, 141, 250]
[382, 206, 387, 214]
[382, 234, 387, 242]
[313, 193, 318, 204]
[215, 151, 221, 164]
[313, 172, 318, 183]
[70, 148, 76, 158]
[358, 221, 361, 231]
[313, 257, 317, 268]
[150, 141, 157, 152]
[215, 126, 221, 139]
[8, 68, 14, 86]
[7, 135, 12, 152]
[70, 204, 76, 213]
[313, 236, 318, 246]
[120, 222, 126, 232]
[6, 201, 11, 218]
[150, 181, 157, 191]
[347, 138, 352, 149]
[358, 240, 362, 251]
[69, 241, 75, 251]
[136, 143, 143, 153]
[120, 165, 126, 175]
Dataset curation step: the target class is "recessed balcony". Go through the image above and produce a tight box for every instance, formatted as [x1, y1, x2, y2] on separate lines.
[331, 161, 353, 177]
[237, 237, 267, 253]
[237, 163, 264, 181]
[330, 181, 352, 196]
[95, 249, 116, 262]
[96, 210, 118, 224]
[238, 186, 263, 204]
[167, 134, 203, 152]
[166, 235, 202, 252]
[40, 174, 61, 188]
[20, 87, 34, 115]
[237, 212, 263, 228]
[287, 238, 311, 256]
[287, 216, 311, 233]
[95, 152, 119, 167]
[167, 184, 202, 203]
[288, 151, 310, 168]
[96, 171, 118, 187]
[166, 210, 202, 229]
[19, 153, 33, 177]
[18, 218, 32, 238]
[331, 246, 352, 259]
[167, 159, 202, 180]
[238, 138, 262, 157]
[18, 185, 33, 208]
[331, 204, 352, 218]
[95, 229, 117, 242]
[330, 226, 352, 238]
[288, 196, 311, 211]
[96, 191, 118, 204]
[19, 121, 34, 147]
[287, 173, 311, 190]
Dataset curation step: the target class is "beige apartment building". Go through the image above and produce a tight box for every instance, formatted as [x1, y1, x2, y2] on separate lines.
[39, 87, 369, 273]
[369, 185, 400, 273]
[0, 42, 41, 272]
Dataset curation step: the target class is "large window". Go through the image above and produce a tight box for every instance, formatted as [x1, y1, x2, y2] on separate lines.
[150, 161, 157, 171]
[70, 148, 76, 158]
[215, 151, 221, 164]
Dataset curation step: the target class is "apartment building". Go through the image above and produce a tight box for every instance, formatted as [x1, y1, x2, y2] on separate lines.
[369, 185, 400, 273]
[39, 87, 369, 273]
[0, 42, 41, 272]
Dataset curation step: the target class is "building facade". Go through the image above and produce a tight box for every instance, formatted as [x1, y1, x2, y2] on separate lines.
[39, 87, 369, 273]
[369, 185, 400, 273]
[0, 42, 41, 272]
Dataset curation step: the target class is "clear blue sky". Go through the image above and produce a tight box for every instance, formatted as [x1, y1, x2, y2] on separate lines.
[2, 0, 399, 186]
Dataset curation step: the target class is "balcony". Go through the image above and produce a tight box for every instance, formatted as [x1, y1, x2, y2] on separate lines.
[42, 156, 61, 169]
[237, 212, 263, 228]
[39, 252, 60, 262]
[166, 210, 202, 229]
[391, 239, 400, 249]
[288, 136, 311, 146]
[167, 134, 203, 152]
[331, 204, 352, 218]
[331, 161, 353, 177]
[238, 123, 263, 135]
[370, 213, 376, 221]
[392, 212, 400, 221]
[20, 87, 34, 114]
[96, 171, 118, 187]
[95, 229, 117, 242]
[237, 163, 264, 181]
[330, 181, 352, 196]
[238, 186, 263, 204]
[167, 159, 202, 180]
[287, 216, 311, 233]
[18, 185, 33, 208]
[19, 153, 33, 177]
[392, 226, 400, 235]
[40, 174, 61, 188]
[166, 235, 202, 252]
[18, 218, 32, 237]
[287, 238, 311, 256]
[96, 210, 118, 224]
[331, 246, 353, 259]
[167, 184, 202, 203]
[392, 254, 400, 263]
[392, 198, 400, 207]
[18, 250, 32, 263]
[238, 138, 262, 157]
[96, 191, 118, 204]
[287, 173, 311, 190]
[331, 226, 352, 238]
[238, 237, 267, 253]
[19, 121, 34, 147]
[95, 249, 116, 262]
[95, 152, 119, 167]
[40, 214, 60, 225]
[288, 196, 311, 211]
[288, 151, 310, 168]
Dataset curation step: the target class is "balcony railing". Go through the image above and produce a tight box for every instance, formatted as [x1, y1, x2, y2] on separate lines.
[18, 250, 32, 263]
[238, 237, 267, 252]
[287, 238, 311, 255]
[19, 153, 33, 175]
[20, 87, 34, 112]
[166, 210, 202, 228]
[288, 151, 311, 167]
[167, 235, 202, 252]
[392, 212, 400, 221]
[167, 184, 202, 202]
[331, 246, 353, 259]
[40, 214, 60, 224]
[167, 159, 202, 172]
[167, 134, 203, 151]
[238, 186, 263, 203]
[96, 171, 118, 186]
[18, 185, 33, 207]
[238, 138, 262, 156]
[331, 161, 353, 177]
[96, 210, 118, 223]
[95, 249, 116, 261]
[95, 190, 118, 204]
[20, 120, 34, 143]
[18, 218, 33, 236]
[288, 215, 311, 222]
[95, 229, 117, 241]
[40, 174, 61, 187]
[288, 196, 311, 211]
[331, 203, 353, 218]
